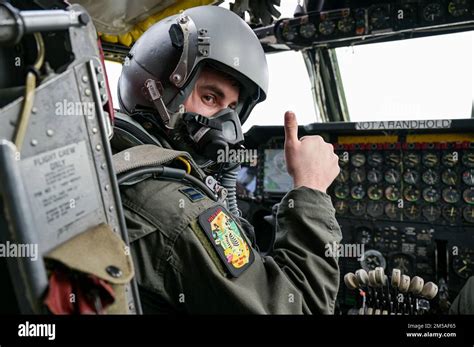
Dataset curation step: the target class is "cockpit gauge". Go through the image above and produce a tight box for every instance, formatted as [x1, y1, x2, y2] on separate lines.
[367, 185, 383, 200]
[463, 206, 474, 223]
[448, 0, 469, 17]
[404, 203, 421, 220]
[282, 25, 298, 41]
[404, 152, 420, 168]
[361, 250, 387, 271]
[442, 187, 461, 204]
[367, 201, 384, 218]
[385, 168, 400, 184]
[335, 200, 349, 215]
[367, 168, 382, 184]
[422, 205, 441, 222]
[319, 20, 336, 36]
[386, 152, 401, 167]
[422, 2, 444, 22]
[442, 205, 459, 224]
[442, 169, 458, 185]
[422, 169, 439, 185]
[442, 152, 459, 167]
[462, 169, 474, 186]
[335, 184, 350, 199]
[351, 168, 366, 183]
[300, 22, 316, 39]
[368, 152, 383, 167]
[338, 152, 349, 166]
[385, 202, 401, 219]
[350, 200, 366, 216]
[369, 5, 391, 30]
[337, 16, 355, 33]
[385, 186, 401, 201]
[452, 251, 473, 279]
[462, 151, 474, 168]
[422, 152, 438, 167]
[351, 185, 365, 200]
[350, 153, 366, 167]
[422, 187, 440, 203]
[335, 168, 349, 183]
[463, 187, 474, 204]
[404, 186, 420, 202]
[403, 169, 419, 185]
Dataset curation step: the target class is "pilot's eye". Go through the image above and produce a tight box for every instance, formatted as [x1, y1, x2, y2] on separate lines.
[202, 94, 216, 106]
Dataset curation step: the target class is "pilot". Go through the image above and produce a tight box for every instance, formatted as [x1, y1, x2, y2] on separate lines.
[114, 5, 341, 314]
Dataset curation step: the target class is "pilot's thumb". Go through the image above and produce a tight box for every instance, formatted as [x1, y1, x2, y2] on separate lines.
[284, 111, 299, 145]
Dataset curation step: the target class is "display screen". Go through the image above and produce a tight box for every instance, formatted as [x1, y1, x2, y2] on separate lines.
[263, 149, 293, 193]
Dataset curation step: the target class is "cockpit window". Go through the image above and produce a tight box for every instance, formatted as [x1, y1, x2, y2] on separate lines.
[335, 31, 474, 122]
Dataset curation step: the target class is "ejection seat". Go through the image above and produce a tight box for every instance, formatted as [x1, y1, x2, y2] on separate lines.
[0, 1, 141, 314]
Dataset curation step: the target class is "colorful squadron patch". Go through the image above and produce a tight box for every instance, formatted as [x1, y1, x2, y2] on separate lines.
[198, 206, 254, 277]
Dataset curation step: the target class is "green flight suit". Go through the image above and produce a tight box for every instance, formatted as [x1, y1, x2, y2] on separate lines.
[119, 155, 342, 314]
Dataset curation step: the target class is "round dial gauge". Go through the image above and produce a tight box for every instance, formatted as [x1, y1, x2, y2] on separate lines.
[335, 200, 349, 215]
[463, 206, 474, 223]
[360, 249, 387, 271]
[404, 203, 421, 220]
[442, 169, 458, 186]
[367, 168, 383, 184]
[385, 186, 401, 201]
[282, 25, 298, 41]
[300, 23, 316, 39]
[385, 168, 400, 184]
[367, 201, 384, 218]
[386, 152, 401, 167]
[404, 186, 420, 202]
[335, 168, 349, 183]
[422, 169, 439, 185]
[367, 185, 383, 200]
[385, 202, 401, 219]
[368, 153, 383, 167]
[422, 2, 443, 22]
[337, 16, 355, 33]
[462, 151, 474, 168]
[351, 168, 366, 183]
[319, 20, 336, 35]
[442, 205, 459, 224]
[442, 152, 459, 167]
[404, 152, 420, 168]
[448, 0, 469, 17]
[463, 188, 474, 204]
[452, 251, 473, 279]
[351, 185, 365, 200]
[403, 169, 419, 185]
[350, 200, 366, 216]
[422, 152, 439, 168]
[462, 169, 474, 186]
[442, 187, 461, 204]
[338, 152, 349, 166]
[422, 205, 441, 222]
[334, 184, 350, 199]
[423, 187, 440, 203]
[355, 226, 372, 244]
[351, 153, 366, 167]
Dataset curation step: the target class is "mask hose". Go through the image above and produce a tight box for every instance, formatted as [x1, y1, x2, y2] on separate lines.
[219, 163, 241, 217]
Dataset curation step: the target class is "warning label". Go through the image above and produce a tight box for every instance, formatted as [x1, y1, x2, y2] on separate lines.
[21, 141, 100, 239]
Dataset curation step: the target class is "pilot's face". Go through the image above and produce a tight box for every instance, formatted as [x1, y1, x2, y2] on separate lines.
[183, 67, 239, 117]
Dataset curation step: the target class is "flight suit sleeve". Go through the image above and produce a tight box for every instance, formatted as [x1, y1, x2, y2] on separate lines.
[164, 186, 342, 314]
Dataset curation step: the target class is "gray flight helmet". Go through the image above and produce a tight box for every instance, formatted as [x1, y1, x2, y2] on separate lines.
[118, 5, 269, 125]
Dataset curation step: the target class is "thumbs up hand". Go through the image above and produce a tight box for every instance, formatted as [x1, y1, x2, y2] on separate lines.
[284, 111, 340, 193]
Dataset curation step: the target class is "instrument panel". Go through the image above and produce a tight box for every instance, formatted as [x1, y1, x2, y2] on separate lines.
[240, 119, 474, 314]
[256, 0, 474, 50]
